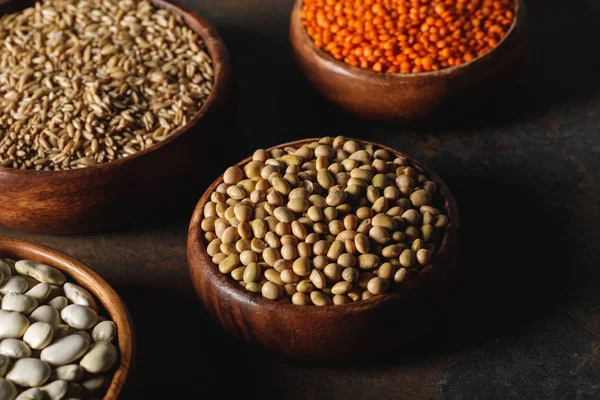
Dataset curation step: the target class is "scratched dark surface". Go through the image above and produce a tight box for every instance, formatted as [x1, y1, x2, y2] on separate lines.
[1, 0, 600, 398]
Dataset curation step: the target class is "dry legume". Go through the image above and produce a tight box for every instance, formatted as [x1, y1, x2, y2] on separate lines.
[301, 0, 515, 73]
[200, 137, 449, 305]
[0, 259, 118, 399]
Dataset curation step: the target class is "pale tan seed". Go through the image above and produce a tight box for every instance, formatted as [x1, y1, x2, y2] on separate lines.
[239, 250, 258, 266]
[369, 226, 391, 245]
[224, 166, 243, 184]
[323, 263, 342, 282]
[333, 294, 352, 305]
[288, 198, 309, 213]
[367, 277, 389, 295]
[218, 254, 239, 274]
[354, 233, 370, 254]
[377, 262, 395, 279]
[262, 248, 281, 267]
[246, 282, 262, 293]
[280, 244, 298, 261]
[394, 267, 409, 283]
[274, 207, 294, 223]
[382, 244, 402, 258]
[409, 189, 432, 207]
[298, 242, 311, 258]
[358, 254, 380, 270]
[399, 249, 416, 268]
[262, 282, 282, 300]
[338, 253, 357, 268]
[221, 226, 239, 244]
[310, 290, 332, 306]
[292, 292, 311, 305]
[243, 262, 261, 283]
[309, 268, 326, 289]
[342, 267, 359, 283]
[297, 280, 315, 293]
[291, 221, 307, 240]
[416, 249, 432, 265]
[207, 239, 222, 257]
[292, 257, 311, 277]
[231, 266, 246, 281]
[280, 269, 300, 284]
[264, 269, 284, 285]
[331, 281, 352, 295]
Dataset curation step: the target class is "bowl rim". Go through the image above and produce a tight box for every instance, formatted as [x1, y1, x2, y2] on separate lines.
[0, 237, 134, 399]
[291, 0, 525, 79]
[188, 137, 460, 314]
[0, 0, 229, 176]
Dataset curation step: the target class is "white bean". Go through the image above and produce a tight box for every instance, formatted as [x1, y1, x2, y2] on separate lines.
[51, 364, 83, 382]
[5, 358, 51, 387]
[60, 305, 98, 330]
[38, 380, 68, 400]
[14, 261, 66, 286]
[29, 306, 60, 328]
[40, 335, 89, 367]
[79, 342, 118, 374]
[15, 388, 43, 400]
[25, 284, 51, 303]
[1, 293, 38, 314]
[46, 297, 68, 311]
[92, 321, 117, 343]
[23, 323, 54, 350]
[0, 311, 30, 340]
[0, 339, 31, 359]
[63, 283, 98, 312]
[0, 277, 28, 296]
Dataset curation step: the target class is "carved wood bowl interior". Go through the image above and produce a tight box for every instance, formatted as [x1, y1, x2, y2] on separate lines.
[188, 138, 461, 360]
[0, 237, 134, 399]
[290, 0, 527, 123]
[0, 0, 234, 234]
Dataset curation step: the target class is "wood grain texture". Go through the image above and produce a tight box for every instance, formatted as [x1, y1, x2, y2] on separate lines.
[289, 0, 527, 123]
[188, 138, 461, 360]
[0, 0, 234, 234]
[0, 237, 134, 399]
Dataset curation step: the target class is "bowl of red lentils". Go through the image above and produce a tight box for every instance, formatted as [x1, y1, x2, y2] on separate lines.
[290, 0, 526, 122]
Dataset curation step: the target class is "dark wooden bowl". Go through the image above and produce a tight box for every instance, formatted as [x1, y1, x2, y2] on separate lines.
[290, 0, 527, 123]
[0, 0, 234, 234]
[0, 237, 134, 399]
[188, 138, 460, 360]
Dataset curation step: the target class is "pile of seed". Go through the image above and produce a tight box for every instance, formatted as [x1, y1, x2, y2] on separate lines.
[0, 0, 213, 171]
[0, 259, 118, 399]
[301, 0, 515, 73]
[199, 136, 449, 306]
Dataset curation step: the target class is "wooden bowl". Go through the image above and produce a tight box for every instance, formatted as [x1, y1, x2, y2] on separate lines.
[0, 0, 234, 234]
[290, 0, 527, 123]
[0, 237, 134, 398]
[188, 138, 460, 360]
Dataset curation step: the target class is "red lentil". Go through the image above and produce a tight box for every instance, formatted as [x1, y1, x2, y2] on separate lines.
[301, 0, 516, 73]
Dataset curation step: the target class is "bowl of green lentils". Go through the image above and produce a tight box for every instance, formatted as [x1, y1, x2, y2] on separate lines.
[188, 136, 460, 360]
[0, 0, 233, 234]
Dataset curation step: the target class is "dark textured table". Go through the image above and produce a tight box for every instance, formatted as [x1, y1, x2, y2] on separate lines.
[2, 0, 600, 398]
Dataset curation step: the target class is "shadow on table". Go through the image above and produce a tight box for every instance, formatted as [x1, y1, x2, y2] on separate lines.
[116, 292, 261, 398]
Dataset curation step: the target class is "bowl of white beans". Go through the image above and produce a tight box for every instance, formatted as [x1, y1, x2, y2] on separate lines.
[0, 237, 134, 399]
[188, 136, 460, 359]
